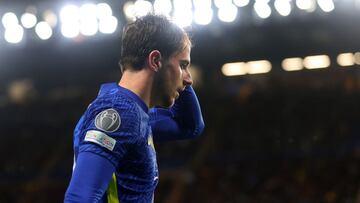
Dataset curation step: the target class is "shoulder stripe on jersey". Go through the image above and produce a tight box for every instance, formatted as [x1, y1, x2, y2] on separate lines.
[107, 173, 119, 203]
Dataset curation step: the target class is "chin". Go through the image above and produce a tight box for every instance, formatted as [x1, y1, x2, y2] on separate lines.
[166, 98, 175, 108]
[157, 97, 175, 108]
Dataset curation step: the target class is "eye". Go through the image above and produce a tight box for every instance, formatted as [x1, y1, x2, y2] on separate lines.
[180, 62, 189, 69]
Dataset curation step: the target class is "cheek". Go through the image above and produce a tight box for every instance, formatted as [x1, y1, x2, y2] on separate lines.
[168, 66, 181, 82]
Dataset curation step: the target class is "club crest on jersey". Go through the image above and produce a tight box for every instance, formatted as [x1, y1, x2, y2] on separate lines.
[95, 108, 121, 132]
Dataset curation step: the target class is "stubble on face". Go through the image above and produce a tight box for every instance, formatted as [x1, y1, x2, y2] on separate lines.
[151, 65, 174, 108]
[152, 43, 191, 108]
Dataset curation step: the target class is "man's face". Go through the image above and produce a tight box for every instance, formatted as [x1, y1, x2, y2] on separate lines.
[154, 44, 193, 107]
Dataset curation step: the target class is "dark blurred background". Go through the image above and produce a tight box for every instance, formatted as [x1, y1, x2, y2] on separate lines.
[1, 0, 360, 202]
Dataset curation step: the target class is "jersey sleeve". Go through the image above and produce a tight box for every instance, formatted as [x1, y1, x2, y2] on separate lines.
[65, 97, 141, 202]
[79, 97, 141, 168]
[64, 151, 115, 203]
[150, 85, 205, 142]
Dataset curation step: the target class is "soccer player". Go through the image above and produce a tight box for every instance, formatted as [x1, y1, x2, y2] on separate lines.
[64, 14, 204, 203]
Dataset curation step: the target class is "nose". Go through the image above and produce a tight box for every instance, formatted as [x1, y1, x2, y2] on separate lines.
[183, 68, 193, 86]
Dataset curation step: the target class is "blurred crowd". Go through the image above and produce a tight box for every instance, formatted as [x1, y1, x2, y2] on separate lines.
[1, 68, 360, 203]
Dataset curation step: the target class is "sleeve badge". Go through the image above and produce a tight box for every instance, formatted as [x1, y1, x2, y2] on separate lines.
[95, 108, 121, 132]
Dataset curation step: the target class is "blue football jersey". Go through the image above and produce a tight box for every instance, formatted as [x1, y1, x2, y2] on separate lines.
[73, 83, 158, 203]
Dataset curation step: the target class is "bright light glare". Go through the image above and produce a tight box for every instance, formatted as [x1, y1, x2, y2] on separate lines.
[193, 0, 212, 8]
[2, 12, 19, 29]
[134, 0, 153, 17]
[96, 3, 112, 19]
[194, 8, 213, 25]
[247, 60, 272, 74]
[355, 52, 360, 65]
[222, 62, 247, 76]
[254, 2, 272, 19]
[4, 25, 24, 44]
[233, 0, 250, 7]
[21, 13, 37, 28]
[218, 4, 238, 22]
[61, 22, 80, 38]
[317, 0, 335, 12]
[282, 57, 303, 71]
[43, 10, 58, 28]
[173, 0, 192, 11]
[173, 0, 193, 27]
[193, 0, 213, 25]
[60, 5, 80, 23]
[303, 55, 330, 69]
[80, 3, 97, 20]
[173, 11, 193, 27]
[296, 0, 316, 12]
[99, 16, 118, 34]
[80, 18, 98, 36]
[154, 0, 173, 15]
[337, 53, 354, 67]
[123, 1, 135, 20]
[214, 0, 233, 8]
[274, 0, 292, 16]
[35, 21, 53, 40]
[222, 60, 271, 76]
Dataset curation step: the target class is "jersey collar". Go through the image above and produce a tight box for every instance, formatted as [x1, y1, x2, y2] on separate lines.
[100, 83, 149, 114]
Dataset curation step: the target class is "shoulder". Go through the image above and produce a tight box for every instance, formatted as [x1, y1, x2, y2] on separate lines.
[85, 93, 142, 135]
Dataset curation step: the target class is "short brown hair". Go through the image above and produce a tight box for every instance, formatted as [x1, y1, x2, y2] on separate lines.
[120, 15, 190, 72]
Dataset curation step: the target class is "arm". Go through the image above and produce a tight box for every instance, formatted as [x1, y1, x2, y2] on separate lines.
[64, 148, 115, 202]
[150, 85, 204, 142]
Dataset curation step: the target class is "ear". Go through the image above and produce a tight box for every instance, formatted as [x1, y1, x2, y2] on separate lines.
[148, 50, 162, 72]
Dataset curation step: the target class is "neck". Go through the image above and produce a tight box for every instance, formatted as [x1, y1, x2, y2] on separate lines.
[118, 69, 154, 107]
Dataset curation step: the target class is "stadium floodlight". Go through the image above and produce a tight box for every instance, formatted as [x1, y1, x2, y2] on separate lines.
[173, 10, 193, 27]
[123, 1, 135, 21]
[218, 4, 238, 22]
[234, 0, 250, 7]
[214, 0, 233, 9]
[4, 25, 24, 44]
[274, 0, 292, 16]
[80, 3, 97, 21]
[35, 21, 53, 40]
[60, 5, 80, 23]
[193, 0, 213, 25]
[255, 0, 271, 3]
[355, 52, 360, 65]
[134, 0, 153, 17]
[173, 0, 193, 27]
[96, 3, 113, 19]
[337, 53, 355, 67]
[282, 57, 303, 71]
[43, 10, 58, 28]
[99, 16, 118, 34]
[21, 13, 37, 29]
[247, 60, 272, 74]
[193, 0, 212, 8]
[222, 62, 247, 76]
[78, 3, 98, 36]
[317, 0, 335, 12]
[303, 55, 330, 69]
[61, 22, 80, 38]
[296, 0, 316, 12]
[194, 8, 213, 25]
[254, 2, 272, 19]
[153, 0, 172, 16]
[80, 18, 98, 36]
[2, 12, 19, 29]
